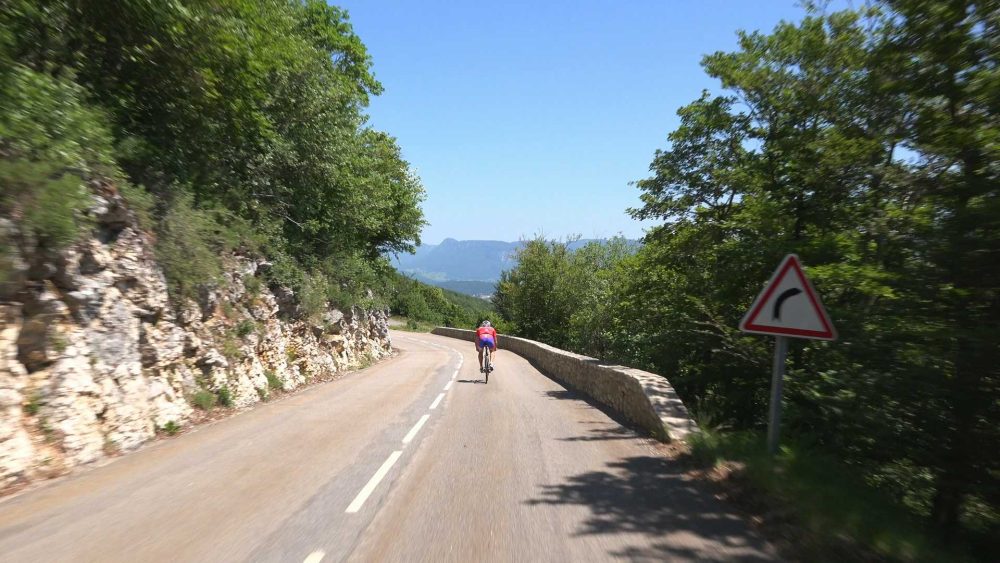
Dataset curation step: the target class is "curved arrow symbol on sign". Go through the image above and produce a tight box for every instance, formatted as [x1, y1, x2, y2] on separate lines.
[773, 288, 802, 320]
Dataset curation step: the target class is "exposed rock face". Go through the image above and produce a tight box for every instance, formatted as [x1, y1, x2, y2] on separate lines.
[0, 191, 392, 489]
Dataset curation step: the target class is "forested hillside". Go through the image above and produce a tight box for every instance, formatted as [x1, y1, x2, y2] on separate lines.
[496, 2, 997, 558]
[390, 273, 493, 329]
[1, 0, 424, 310]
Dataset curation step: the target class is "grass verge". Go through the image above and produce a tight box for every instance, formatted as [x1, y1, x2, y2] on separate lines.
[688, 430, 976, 562]
[391, 316, 437, 333]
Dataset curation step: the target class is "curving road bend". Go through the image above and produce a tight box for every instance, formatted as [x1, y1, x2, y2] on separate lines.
[0, 331, 776, 562]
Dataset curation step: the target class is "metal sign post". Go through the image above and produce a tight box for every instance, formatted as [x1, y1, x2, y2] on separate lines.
[739, 255, 836, 456]
[767, 336, 788, 455]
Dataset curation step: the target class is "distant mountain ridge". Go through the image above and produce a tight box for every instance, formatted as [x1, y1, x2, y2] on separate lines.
[391, 238, 633, 296]
[393, 238, 519, 282]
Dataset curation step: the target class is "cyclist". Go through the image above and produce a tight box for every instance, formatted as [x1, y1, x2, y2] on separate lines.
[475, 320, 498, 373]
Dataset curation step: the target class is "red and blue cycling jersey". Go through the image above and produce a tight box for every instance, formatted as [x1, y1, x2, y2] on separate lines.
[475, 326, 498, 350]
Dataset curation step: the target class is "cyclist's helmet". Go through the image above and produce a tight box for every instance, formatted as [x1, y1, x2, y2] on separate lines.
[481, 320, 492, 327]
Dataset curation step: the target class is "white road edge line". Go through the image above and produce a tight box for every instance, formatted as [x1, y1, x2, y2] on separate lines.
[451, 369, 458, 379]
[303, 551, 326, 563]
[444, 380, 454, 391]
[429, 393, 445, 410]
[345, 451, 403, 513]
[402, 414, 431, 444]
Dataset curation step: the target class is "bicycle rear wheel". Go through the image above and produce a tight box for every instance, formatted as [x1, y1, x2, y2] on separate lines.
[484, 348, 490, 384]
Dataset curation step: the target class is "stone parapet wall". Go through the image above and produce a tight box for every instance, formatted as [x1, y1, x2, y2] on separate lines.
[432, 327, 698, 442]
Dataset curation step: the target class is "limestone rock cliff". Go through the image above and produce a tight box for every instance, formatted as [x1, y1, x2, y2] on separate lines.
[0, 189, 392, 489]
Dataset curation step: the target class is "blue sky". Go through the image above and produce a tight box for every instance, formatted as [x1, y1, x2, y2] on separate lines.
[338, 1, 820, 244]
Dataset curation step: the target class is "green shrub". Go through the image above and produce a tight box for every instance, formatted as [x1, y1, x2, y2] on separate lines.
[265, 371, 282, 390]
[221, 336, 242, 360]
[244, 275, 262, 297]
[37, 417, 56, 442]
[191, 390, 216, 410]
[299, 272, 330, 321]
[154, 194, 227, 299]
[255, 387, 268, 402]
[0, 239, 12, 288]
[23, 391, 43, 416]
[118, 183, 155, 231]
[0, 63, 115, 170]
[103, 437, 120, 455]
[235, 319, 257, 338]
[50, 332, 68, 354]
[357, 351, 376, 369]
[689, 431, 969, 562]
[0, 63, 119, 250]
[160, 421, 181, 436]
[217, 386, 233, 408]
[0, 159, 92, 249]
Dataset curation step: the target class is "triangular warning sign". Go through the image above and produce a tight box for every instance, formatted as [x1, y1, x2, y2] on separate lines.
[740, 254, 837, 340]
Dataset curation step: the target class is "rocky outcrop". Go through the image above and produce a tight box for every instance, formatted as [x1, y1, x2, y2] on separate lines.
[0, 189, 392, 490]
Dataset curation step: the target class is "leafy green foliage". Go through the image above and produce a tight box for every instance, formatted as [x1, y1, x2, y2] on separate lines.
[191, 390, 216, 411]
[216, 387, 233, 409]
[690, 431, 971, 562]
[265, 371, 282, 391]
[244, 275, 263, 298]
[496, 2, 998, 553]
[159, 421, 181, 436]
[153, 194, 228, 298]
[1, 0, 425, 309]
[0, 61, 116, 250]
[494, 237, 634, 354]
[220, 336, 243, 361]
[22, 391, 43, 416]
[389, 273, 494, 328]
[235, 320, 257, 339]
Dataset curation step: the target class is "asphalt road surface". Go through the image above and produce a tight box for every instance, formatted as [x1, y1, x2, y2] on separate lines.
[0, 331, 776, 562]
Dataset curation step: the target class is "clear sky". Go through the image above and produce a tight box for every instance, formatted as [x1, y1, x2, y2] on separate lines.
[338, 0, 819, 245]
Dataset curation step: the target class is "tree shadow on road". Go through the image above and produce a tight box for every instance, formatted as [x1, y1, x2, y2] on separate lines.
[556, 424, 637, 442]
[525, 454, 775, 561]
[529, 372, 775, 559]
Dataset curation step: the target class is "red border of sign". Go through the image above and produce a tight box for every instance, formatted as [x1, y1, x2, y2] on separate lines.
[739, 254, 837, 340]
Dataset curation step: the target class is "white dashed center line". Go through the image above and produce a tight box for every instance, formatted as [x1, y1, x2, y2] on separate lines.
[402, 414, 430, 444]
[345, 451, 403, 513]
[344, 337, 465, 517]
[303, 551, 325, 563]
[430, 393, 445, 410]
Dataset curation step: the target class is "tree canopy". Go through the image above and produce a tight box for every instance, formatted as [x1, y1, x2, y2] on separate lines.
[495, 1, 998, 555]
[1, 0, 425, 300]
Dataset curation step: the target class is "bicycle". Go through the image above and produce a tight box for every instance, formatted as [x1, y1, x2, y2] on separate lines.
[483, 346, 492, 384]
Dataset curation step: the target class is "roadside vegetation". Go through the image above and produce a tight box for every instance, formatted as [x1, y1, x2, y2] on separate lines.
[389, 274, 496, 330]
[495, 2, 997, 560]
[0, 0, 424, 308]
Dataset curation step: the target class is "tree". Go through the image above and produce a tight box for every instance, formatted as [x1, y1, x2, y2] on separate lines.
[1, 0, 426, 304]
[498, 2, 998, 545]
[878, 0, 1000, 538]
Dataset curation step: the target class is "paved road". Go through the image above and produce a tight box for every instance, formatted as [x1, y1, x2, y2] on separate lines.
[0, 331, 775, 562]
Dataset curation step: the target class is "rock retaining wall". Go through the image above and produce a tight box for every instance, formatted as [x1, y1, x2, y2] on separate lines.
[432, 327, 698, 442]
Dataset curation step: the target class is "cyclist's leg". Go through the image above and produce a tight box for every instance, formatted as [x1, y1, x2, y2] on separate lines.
[476, 340, 484, 371]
